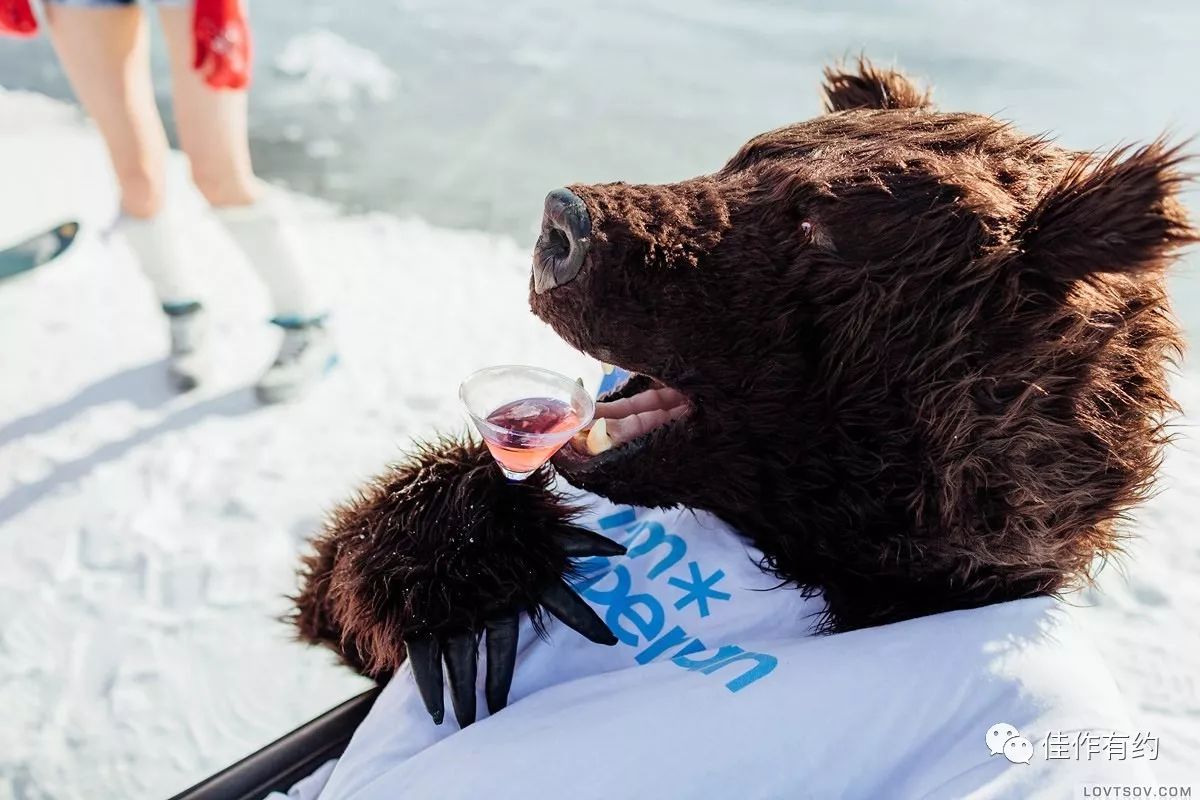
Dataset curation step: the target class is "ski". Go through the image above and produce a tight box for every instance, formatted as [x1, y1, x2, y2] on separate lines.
[0, 221, 80, 282]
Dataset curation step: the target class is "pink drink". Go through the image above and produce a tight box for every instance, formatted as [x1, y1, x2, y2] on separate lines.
[483, 397, 580, 474]
[461, 365, 594, 481]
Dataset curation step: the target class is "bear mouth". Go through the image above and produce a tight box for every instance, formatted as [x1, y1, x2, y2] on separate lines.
[554, 369, 692, 471]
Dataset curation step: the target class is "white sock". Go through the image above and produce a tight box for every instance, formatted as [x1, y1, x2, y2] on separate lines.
[117, 211, 202, 310]
[213, 194, 324, 322]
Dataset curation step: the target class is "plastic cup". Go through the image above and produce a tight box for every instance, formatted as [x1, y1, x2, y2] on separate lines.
[460, 365, 595, 480]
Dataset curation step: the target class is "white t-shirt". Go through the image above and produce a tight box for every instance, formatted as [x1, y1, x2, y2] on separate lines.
[281, 492, 1156, 800]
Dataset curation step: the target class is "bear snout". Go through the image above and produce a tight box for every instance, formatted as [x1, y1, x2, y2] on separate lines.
[532, 188, 592, 294]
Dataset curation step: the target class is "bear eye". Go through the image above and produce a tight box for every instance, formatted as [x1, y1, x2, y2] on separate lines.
[798, 218, 835, 253]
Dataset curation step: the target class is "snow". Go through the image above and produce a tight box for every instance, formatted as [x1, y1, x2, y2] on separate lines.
[272, 31, 399, 105]
[0, 90, 1197, 798]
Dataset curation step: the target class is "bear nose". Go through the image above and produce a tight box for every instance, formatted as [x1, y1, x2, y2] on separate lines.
[533, 188, 591, 294]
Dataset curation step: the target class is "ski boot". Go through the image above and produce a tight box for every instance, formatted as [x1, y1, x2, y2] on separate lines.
[163, 301, 207, 392]
[256, 315, 338, 404]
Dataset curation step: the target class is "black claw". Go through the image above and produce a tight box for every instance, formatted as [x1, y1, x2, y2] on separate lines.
[405, 635, 445, 725]
[443, 632, 479, 728]
[553, 526, 627, 558]
[541, 579, 618, 645]
[484, 615, 520, 715]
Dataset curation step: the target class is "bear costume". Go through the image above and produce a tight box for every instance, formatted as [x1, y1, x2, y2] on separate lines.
[285, 59, 1194, 798]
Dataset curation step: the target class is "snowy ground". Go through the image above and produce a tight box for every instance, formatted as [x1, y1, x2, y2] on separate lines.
[0, 91, 1196, 798]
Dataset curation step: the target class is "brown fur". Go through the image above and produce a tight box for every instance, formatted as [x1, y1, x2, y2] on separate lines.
[822, 57, 935, 112]
[292, 437, 586, 678]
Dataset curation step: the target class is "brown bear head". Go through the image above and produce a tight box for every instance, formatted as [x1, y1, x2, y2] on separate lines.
[529, 59, 1195, 630]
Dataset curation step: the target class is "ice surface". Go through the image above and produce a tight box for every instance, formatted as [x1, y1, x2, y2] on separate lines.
[0, 91, 1196, 798]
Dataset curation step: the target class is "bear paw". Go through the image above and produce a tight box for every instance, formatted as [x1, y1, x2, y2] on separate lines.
[292, 435, 624, 727]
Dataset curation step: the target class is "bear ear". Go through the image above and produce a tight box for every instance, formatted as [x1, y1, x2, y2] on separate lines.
[1020, 140, 1195, 281]
[821, 58, 933, 112]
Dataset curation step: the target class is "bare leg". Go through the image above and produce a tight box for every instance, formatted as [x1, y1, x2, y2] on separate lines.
[45, 3, 168, 218]
[46, 0, 201, 317]
[156, 4, 257, 207]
